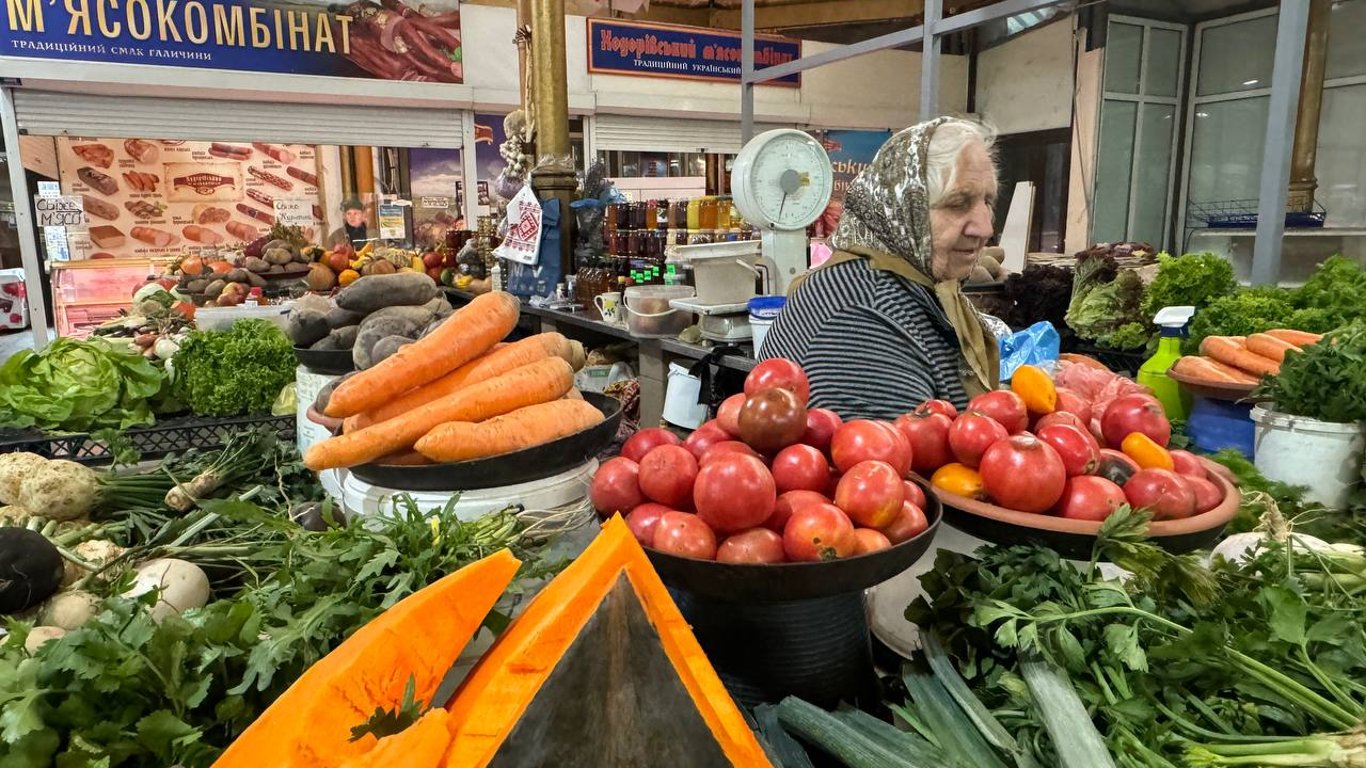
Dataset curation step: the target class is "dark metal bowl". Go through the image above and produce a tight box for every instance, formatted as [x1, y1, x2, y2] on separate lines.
[347, 392, 622, 491]
[294, 347, 355, 375]
[646, 479, 943, 602]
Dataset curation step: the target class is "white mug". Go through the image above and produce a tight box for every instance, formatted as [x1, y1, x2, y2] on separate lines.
[595, 291, 622, 323]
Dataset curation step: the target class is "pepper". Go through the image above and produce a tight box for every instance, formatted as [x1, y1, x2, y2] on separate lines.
[1010, 364, 1058, 415]
[1121, 432, 1174, 471]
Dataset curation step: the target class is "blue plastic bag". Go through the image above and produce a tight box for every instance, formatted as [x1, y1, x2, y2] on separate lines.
[999, 320, 1061, 382]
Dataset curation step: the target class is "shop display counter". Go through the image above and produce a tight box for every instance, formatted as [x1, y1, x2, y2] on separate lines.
[51, 258, 158, 337]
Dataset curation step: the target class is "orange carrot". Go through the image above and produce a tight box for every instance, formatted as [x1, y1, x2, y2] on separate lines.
[1265, 328, 1323, 347]
[1245, 333, 1298, 364]
[416, 400, 605, 462]
[563, 389, 584, 401]
[1200, 336, 1280, 377]
[304, 357, 574, 470]
[1172, 356, 1258, 385]
[325, 292, 520, 418]
[348, 334, 582, 430]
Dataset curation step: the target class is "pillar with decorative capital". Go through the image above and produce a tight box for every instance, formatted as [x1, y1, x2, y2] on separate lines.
[1288, 0, 1330, 213]
[530, 0, 577, 275]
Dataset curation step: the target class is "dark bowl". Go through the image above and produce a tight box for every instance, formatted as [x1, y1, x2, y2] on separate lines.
[294, 346, 355, 375]
[347, 392, 622, 491]
[931, 458, 1239, 559]
[1168, 366, 1259, 403]
[646, 481, 943, 602]
[260, 266, 311, 282]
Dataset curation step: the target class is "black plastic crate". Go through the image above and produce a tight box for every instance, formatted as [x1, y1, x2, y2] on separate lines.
[0, 413, 295, 466]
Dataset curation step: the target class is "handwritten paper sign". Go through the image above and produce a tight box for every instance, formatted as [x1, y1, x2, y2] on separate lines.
[273, 199, 314, 227]
[35, 196, 86, 228]
[494, 185, 543, 266]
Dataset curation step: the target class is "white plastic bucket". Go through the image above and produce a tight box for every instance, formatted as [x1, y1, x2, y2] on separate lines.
[339, 460, 598, 520]
[1251, 405, 1364, 509]
[663, 362, 708, 429]
[295, 366, 342, 458]
[748, 296, 785, 357]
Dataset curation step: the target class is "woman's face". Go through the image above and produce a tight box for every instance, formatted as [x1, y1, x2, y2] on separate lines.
[928, 140, 997, 282]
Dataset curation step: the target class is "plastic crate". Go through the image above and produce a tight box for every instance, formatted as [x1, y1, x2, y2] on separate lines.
[0, 413, 295, 466]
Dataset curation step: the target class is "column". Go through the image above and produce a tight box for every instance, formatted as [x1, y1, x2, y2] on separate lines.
[1287, 0, 1330, 213]
[530, 0, 577, 276]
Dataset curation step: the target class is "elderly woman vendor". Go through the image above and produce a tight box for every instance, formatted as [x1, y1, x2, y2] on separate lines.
[760, 117, 1006, 418]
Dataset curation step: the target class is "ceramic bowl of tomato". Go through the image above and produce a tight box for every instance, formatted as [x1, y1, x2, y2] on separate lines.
[929, 457, 1239, 559]
[644, 477, 943, 602]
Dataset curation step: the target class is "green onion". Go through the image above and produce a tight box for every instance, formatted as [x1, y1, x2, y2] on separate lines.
[1019, 658, 1117, 768]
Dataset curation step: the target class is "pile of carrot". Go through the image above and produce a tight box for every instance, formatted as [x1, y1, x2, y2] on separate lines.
[304, 291, 600, 471]
[1171, 328, 1322, 386]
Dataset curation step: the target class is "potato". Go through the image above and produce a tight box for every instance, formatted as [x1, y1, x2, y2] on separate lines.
[324, 307, 363, 329]
[267, 264, 285, 274]
[264, 247, 294, 266]
[353, 316, 424, 369]
[286, 308, 330, 347]
[244, 257, 271, 274]
[981, 256, 1003, 279]
[203, 279, 227, 300]
[246, 271, 268, 288]
[968, 265, 994, 284]
[330, 324, 359, 349]
[185, 278, 210, 294]
[982, 246, 1006, 264]
[225, 268, 251, 284]
[370, 335, 414, 365]
[336, 272, 438, 314]
[365, 304, 437, 328]
[313, 371, 355, 414]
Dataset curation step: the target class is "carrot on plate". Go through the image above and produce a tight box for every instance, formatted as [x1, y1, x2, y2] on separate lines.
[304, 357, 574, 470]
[1200, 336, 1280, 377]
[324, 291, 521, 418]
[416, 399, 605, 462]
[1244, 333, 1299, 364]
[1171, 355, 1259, 385]
[348, 334, 583, 430]
[1265, 328, 1323, 347]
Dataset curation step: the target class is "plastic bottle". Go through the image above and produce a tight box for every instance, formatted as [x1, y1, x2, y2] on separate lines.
[1137, 305, 1196, 421]
[490, 261, 503, 293]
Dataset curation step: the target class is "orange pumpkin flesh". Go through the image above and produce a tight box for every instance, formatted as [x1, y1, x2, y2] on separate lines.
[442, 516, 772, 767]
[336, 709, 452, 768]
[212, 549, 521, 768]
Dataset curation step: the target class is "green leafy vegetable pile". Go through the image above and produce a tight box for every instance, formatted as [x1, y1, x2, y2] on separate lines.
[1256, 320, 1366, 424]
[173, 319, 296, 417]
[906, 508, 1366, 767]
[1064, 253, 1149, 350]
[0, 496, 553, 767]
[1141, 252, 1236, 318]
[0, 338, 166, 432]
[1187, 255, 1366, 350]
[996, 264, 1075, 338]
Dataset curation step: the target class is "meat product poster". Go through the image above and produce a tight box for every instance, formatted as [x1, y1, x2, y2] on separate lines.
[57, 137, 320, 260]
[1, 0, 462, 83]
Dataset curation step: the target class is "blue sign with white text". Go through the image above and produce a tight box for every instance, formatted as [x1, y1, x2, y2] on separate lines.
[587, 18, 800, 87]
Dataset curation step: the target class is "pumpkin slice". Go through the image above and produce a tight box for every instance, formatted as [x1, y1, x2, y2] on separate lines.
[442, 517, 772, 767]
[337, 709, 452, 768]
[213, 549, 520, 768]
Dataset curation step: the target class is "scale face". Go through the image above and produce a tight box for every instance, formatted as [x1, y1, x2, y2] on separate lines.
[732, 129, 834, 232]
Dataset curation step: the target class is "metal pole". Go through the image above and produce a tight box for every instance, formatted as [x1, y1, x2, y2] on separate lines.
[0, 88, 51, 350]
[741, 0, 755, 143]
[919, 0, 942, 121]
[1251, 2, 1310, 286]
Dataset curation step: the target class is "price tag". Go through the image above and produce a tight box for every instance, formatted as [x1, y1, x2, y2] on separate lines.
[37, 181, 61, 197]
[273, 199, 314, 227]
[34, 196, 86, 228]
[377, 204, 406, 240]
[419, 196, 451, 209]
[43, 226, 71, 261]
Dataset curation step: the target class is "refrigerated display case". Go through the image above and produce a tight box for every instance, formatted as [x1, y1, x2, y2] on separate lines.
[51, 258, 158, 337]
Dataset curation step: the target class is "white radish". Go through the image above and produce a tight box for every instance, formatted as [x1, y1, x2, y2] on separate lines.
[24, 626, 67, 653]
[125, 558, 210, 622]
[1208, 531, 1333, 566]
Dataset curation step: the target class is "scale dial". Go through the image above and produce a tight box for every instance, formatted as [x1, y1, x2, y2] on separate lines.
[731, 129, 834, 232]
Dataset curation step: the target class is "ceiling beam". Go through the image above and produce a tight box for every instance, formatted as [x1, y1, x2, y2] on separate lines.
[711, 0, 923, 31]
[463, 0, 714, 26]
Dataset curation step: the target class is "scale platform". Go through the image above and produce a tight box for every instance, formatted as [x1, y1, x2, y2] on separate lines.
[670, 298, 753, 342]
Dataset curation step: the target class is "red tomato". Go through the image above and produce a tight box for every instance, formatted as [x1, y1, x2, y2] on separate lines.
[1170, 450, 1207, 479]
[1053, 388, 1094, 425]
[621, 427, 683, 463]
[880, 501, 929, 544]
[716, 528, 787, 563]
[1036, 424, 1102, 477]
[589, 457, 644, 517]
[1101, 394, 1172, 449]
[979, 434, 1067, 513]
[851, 528, 892, 555]
[683, 423, 729, 460]
[893, 411, 954, 474]
[693, 454, 778, 534]
[783, 503, 856, 561]
[1054, 476, 1127, 521]
[901, 480, 927, 510]
[915, 399, 959, 419]
[1124, 469, 1196, 520]
[834, 460, 905, 528]
[771, 444, 832, 494]
[638, 445, 699, 508]
[626, 503, 672, 547]
[1187, 476, 1224, 514]
[969, 390, 1029, 434]
[653, 512, 718, 560]
[767, 490, 829, 533]
[745, 358, 811, 405]
[801, 408, 844, 454]
[716, 393, 747, 438]
[700, 441, 762, 466]
[947, 411, 1009, 468]
[1035, 411, 1090, 435]
[738, 387, 808, 453]
[831, 420, 912, 475]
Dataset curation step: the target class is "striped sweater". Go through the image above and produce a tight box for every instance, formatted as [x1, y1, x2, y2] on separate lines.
[759, 259, 971, 419]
